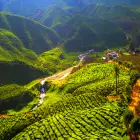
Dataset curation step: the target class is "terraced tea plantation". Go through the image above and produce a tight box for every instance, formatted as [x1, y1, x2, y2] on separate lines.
[0, 63, 136, 139]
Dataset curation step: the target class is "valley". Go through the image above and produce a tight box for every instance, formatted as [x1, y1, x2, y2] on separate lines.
[0, 0, 140, 139]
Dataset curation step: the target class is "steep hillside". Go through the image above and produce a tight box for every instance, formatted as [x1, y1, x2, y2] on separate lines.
[33, 5, 73, 27]
[0, 27, 77, 85]
[0, 30, 77, 85]
[53, 15, 127, 52]
[0, 28, 49, 85]
[80, 4, 140, 34]
[0, 63, 137, 139]
[81, 4, 140, 20]
[0, 29, 38, 63]
[0, 12, 60, 54]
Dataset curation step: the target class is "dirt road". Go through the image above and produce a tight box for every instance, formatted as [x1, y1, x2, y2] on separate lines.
[40, 67, 73, 84]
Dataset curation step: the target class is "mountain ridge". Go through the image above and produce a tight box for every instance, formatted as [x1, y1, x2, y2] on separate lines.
[0, 12, 60, 54]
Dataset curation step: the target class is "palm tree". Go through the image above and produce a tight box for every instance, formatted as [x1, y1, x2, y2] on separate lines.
[114, 64, 120, 95]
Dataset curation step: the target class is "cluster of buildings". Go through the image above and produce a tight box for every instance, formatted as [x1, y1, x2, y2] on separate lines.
[78, 49, 119, 62]
[102, 50, 119, 62]
[78, 49, 95, 60]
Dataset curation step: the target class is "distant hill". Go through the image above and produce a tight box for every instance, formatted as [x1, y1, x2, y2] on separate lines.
[0, 12, 60, 54]
[81, 4, 140, 20]
[33, 5, 73, 27]
[53, 15, 128, 52]
[2, 0, 140, 17]
[80, 4, 140, 33]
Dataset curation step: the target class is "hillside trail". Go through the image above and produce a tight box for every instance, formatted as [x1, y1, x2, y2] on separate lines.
[32, 57, 84, 110]
[32, 67, 74, 110]
[129, 80, 140, 116]
[39, 56, 83, 84]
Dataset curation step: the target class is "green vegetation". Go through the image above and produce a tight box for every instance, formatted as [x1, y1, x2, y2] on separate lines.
[81, 4, 140, 20]
[0, 28, 38, 63]
[0, 1, 140, 140]
[53, 15, 128, 52]
[130, 117, 140, 135]
[0, 28, 49, 84]
[0, 63, 137, 139]
[0, 84, 39, 114]
[123, 109, 134, 128]
[0, 12, 60, 54]
[12, 103, 126, 140]
[39, 47, 79, 73]
[34, 5, 72, 27]
[65, 63, 131, 96]
[119, 55, 140, 72]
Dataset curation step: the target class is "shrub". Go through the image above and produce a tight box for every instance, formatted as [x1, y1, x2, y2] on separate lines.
[130, 117, 140, 135]
[123, 109, 134, 128]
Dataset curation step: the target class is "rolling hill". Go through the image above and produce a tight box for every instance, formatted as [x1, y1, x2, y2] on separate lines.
[0, 28, 49, 85]
[81, 4, 140, 20]
[0, 29, 38, 62]
[0, 62, 138, 139]
[0, 13, 61, 85]
[80, 4, 140, 33]
[53, 15, 128, 52]
[33, 5, 73, 27]
[0, 1, 140, 139]
[0, 12, 60, 54]
[0, 27, 77, 84]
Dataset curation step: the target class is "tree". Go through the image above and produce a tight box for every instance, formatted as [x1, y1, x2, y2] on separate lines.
[114, 65, 120, 95]
[130, 117, 140, 136]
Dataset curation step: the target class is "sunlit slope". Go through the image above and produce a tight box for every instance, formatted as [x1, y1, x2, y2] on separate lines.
[34, 5, 73, 27]
[0, 29, 38, 63]
[0, 63, 137, 139]
[0, 12, 60, 54]
[0, 28, 49, 85]
[39, 47, 78, 72]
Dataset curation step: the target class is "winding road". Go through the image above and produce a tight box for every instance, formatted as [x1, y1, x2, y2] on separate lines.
[32, 67, 74, 110]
